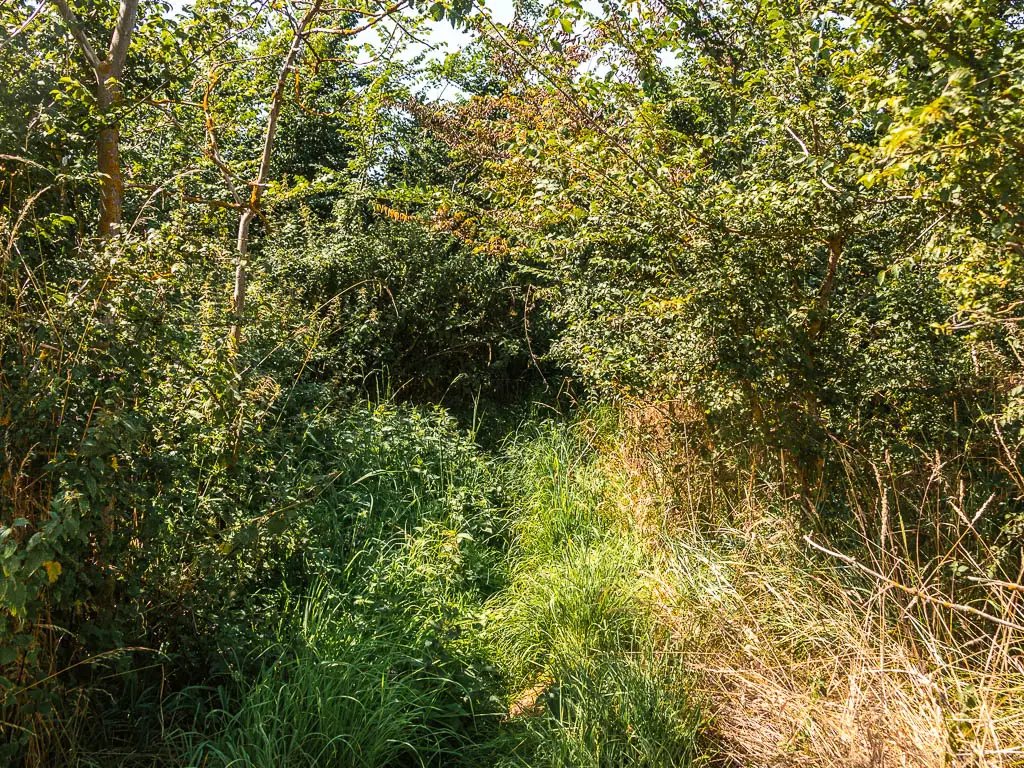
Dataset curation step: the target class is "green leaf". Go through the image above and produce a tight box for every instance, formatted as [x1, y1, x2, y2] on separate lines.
[266, 515, 289, 536]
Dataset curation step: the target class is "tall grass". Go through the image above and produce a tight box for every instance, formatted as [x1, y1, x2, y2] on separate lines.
[620, 400, 1024, 767]
[487, 418, 704, 768]
[169, 416, 708, 768]
[177, 584, 476, 767]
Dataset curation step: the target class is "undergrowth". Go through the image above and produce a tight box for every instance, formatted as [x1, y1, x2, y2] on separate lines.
[167, 414, 708, 768]
[6, 401, 1023, 766]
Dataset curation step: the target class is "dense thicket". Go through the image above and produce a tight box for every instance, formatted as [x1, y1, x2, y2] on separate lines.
[2, 0, 1023, 764]
[437, 0, 1023, 465]
[427, 0, 1024, 588]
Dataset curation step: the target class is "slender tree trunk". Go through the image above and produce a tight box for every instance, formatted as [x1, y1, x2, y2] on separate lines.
[230, 0, 322, 348]
[53, 0, 138, 238]
[231, 208, 255, 347]
[95, 64, 124, 237]
[809, 235, 843, 341]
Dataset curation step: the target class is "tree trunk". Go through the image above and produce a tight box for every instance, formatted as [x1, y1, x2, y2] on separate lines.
[231, 208, 255, 348]
[95, 64, 124, 237]
[229, 0, 322, 348]
[53, 0, 137, 238]
[809, 235, 843, 341]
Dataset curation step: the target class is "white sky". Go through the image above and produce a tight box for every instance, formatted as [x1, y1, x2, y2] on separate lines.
[167, 0, 516, 52]
[167, 0, 516, 99]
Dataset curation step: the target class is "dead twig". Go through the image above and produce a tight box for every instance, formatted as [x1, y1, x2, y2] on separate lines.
[804, 535, 1024, 634]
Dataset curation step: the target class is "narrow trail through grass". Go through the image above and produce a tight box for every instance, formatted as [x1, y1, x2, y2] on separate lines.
[160, 410, 704, 768]
[486, 417, 704, 767]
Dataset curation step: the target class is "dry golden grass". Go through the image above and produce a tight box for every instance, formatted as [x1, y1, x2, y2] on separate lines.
[599, 401, 1024, 768]
[653, 552, 950, 767]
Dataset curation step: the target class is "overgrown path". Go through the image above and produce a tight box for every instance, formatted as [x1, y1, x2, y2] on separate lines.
[169, 410, 1023, 767]
[9, 406, 1022, 765]
[475, 413, 1017, 767]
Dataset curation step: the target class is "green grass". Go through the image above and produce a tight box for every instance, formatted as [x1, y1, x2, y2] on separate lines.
[165, 414, 706, 768]
[176, 584, 478, 767]
[486, 418, 704, 768]
[51, 410, 706, 767]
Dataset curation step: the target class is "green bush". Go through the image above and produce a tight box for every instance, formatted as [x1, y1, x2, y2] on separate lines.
[264, 196, 537, 402]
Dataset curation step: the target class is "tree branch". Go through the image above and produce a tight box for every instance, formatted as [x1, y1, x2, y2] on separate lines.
[3, 0, 50, 45]
[108, 0, 139, 78]
[51, 0, 102, 71]
[231, 0, 324, 347]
